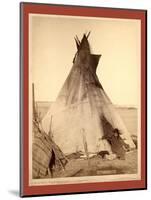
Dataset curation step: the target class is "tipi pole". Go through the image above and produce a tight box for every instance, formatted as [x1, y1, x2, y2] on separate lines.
[32, 83, 36, 122]
[48, 115, 53, 138]
[81, 129, 90, 167]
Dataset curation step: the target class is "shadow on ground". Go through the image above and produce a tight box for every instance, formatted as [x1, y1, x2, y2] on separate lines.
[8, 190, 19, 197]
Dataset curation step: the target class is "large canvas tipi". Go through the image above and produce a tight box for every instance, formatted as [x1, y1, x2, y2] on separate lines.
[42, 33, 135, 155]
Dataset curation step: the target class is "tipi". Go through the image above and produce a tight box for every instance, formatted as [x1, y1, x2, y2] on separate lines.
[42, 33, 135, 155]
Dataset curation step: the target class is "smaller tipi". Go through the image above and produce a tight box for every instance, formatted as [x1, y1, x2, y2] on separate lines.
[42, 33, 135, 155]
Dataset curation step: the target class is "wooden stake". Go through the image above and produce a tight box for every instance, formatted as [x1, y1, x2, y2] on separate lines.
[81, 129, 90, 167]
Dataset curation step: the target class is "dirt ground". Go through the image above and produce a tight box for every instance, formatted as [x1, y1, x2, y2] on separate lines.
[44, 150, 138, 178]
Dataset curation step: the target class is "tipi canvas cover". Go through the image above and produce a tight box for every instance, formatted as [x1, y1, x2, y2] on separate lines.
[42, 34, 135, 155]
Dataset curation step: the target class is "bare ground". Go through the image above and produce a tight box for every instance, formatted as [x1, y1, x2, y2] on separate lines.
[44, 150, 137, 178]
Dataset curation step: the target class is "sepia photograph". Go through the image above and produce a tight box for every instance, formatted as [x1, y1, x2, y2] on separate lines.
[30, 13, 140, 183]
[20, 3, 147, 196]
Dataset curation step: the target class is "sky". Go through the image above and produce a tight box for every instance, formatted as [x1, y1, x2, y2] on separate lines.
[29, 14, 141, 106]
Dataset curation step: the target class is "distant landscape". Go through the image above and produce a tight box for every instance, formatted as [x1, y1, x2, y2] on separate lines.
[36, 101, 138, 136]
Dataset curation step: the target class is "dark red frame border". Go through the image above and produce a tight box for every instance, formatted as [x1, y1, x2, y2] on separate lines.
[20, 2, 147, 197]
